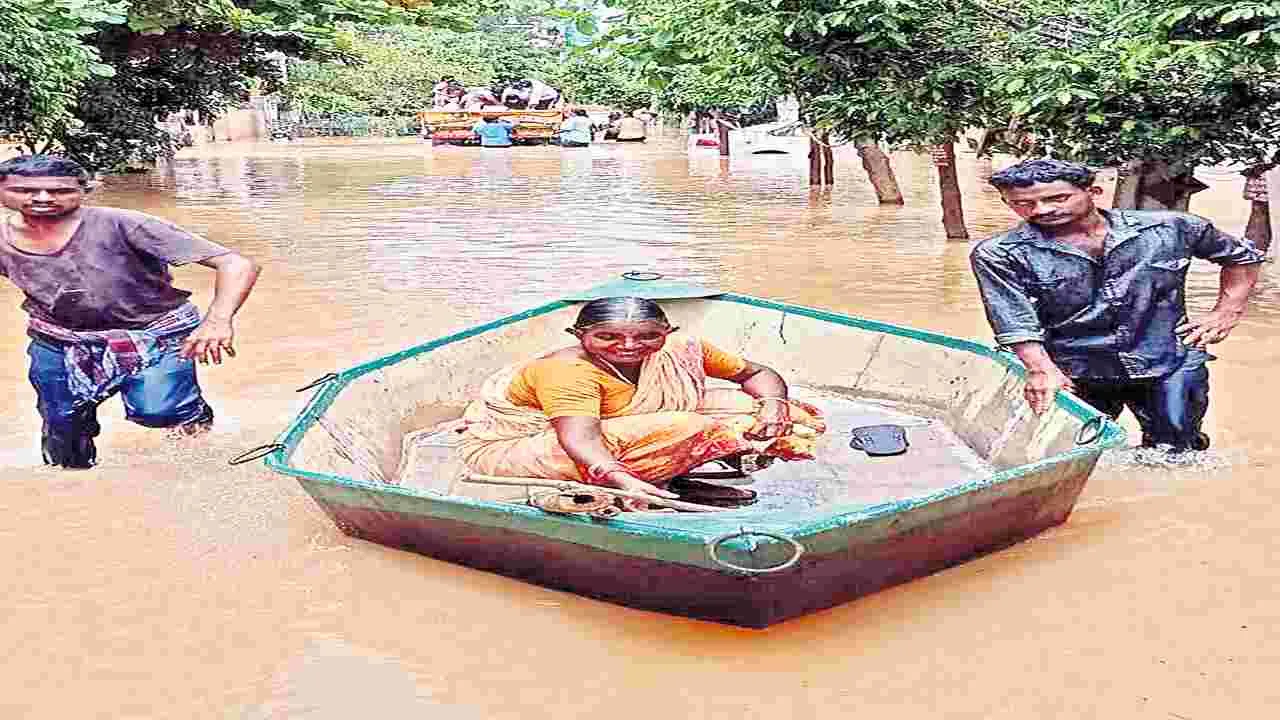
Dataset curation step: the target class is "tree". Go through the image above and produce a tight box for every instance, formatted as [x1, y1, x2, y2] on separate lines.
[985, 0, 1280, 210]
[603, 0, 911, 202]
[0, 0, 126, 151]
[546, 51, 652, 109]
[286, 25, 492, 118]
[3, 0, 468, 170]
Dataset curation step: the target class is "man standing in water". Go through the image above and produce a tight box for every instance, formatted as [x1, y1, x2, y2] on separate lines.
[971, 158, 1263, 451]
[0, 155, 260, 468]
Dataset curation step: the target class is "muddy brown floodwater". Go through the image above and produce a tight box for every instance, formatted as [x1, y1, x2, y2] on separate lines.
[2, 136, 1277, 719]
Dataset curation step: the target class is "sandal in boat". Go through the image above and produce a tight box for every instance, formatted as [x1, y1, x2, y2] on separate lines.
[849, 424, 909, 457]
[682, 452, 774, 482]
[667, 477, 759, 508]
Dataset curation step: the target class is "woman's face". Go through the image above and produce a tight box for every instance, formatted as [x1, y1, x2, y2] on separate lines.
[577, 321, 671, 366]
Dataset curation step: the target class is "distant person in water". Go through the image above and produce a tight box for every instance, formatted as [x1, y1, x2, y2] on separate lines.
[971, 158, 1263, 451]
[614, 111, 648, 143]
[472, 115, 516, 148]
[458, 297, 827, 510]
[0, 155, 260, 468]
[556, 109, 594, 148]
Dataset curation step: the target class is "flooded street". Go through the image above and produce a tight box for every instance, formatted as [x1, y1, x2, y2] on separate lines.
[2, 135, 1277, 718]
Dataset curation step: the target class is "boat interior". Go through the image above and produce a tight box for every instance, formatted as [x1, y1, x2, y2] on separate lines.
[282, 296, 1101, 518]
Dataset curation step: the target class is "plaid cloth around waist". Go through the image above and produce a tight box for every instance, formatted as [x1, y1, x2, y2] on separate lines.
[27, 303, 203, 405]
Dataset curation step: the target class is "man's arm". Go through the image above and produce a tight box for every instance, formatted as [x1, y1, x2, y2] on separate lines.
[1177, 263, 1262, 349]
[1176, 216, 1265, 349]
[971, 244, 1070, 414]
[181, 252, 261, 364]
[1006, 342, 1075, 415]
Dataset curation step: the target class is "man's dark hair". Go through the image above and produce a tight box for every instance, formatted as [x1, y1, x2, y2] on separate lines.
[573, 109, 588, 117]
[989, 158, 1096, 190]
[0, 155, 92, 187]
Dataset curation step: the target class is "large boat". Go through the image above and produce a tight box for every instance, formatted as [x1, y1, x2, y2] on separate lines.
[416, 109, 564, 146]
[251, 274, 1124, 628]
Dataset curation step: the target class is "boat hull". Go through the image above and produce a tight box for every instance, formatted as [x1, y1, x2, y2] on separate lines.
[299, 454, 1095, 628]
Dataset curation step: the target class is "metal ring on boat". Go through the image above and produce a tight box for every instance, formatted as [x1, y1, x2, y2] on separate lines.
[1075, 416, 1105, 446]
[621, 271, 663, 281]
[228, 442, 286, 466]
[707, 529, 805, 574]
[296, 372, 339, 393]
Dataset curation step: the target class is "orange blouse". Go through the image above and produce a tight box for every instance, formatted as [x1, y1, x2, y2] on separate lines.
[507, 340, 748, 419]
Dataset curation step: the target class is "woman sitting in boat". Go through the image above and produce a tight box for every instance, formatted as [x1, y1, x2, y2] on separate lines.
[458, 297, 826, 510]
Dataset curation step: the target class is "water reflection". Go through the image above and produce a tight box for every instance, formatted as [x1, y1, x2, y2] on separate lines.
[1, 135, 1276, 718]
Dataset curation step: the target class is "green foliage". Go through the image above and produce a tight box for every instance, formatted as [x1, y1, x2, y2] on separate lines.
[3, 0, 481, 170]
[0, 0, 127, 148]
[62, 23, 295, 170]
[286, 26, 488, 116]
[285, 21, 654, 117]
[606, 0, 1280, 170]
[546, 51, 652, 108]
[989, 0, 1280, 167]
[601, 0, 788, 112]
[774, 0, 995, 144]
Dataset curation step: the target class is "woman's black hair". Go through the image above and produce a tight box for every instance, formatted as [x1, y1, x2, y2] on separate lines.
[572, 297, 672, 331]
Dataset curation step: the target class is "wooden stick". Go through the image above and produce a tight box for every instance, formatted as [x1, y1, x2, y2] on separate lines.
[460, 472, 730, 513]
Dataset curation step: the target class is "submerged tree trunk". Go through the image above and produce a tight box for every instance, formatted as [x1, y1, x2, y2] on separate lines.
[717, 121, 730, 157]
[975, 154, 994, 182]
[1112, 160, 1143, 209]
[855, 138, 902, 204]
[1243, 169, 1273, 253]
[933, 140, 969, 240]
[1112, 159, 1207, 211]
[809, 136, 822, 186]
[808, 133, 834, 186]
[1246, 200, 1272, 253]
[822, 134, 834, 186]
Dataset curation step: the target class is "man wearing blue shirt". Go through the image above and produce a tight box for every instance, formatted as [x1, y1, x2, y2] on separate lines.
[557, 109, 594, 148]
[473, 115, 516, 148]
[971, 159, 1263, 451]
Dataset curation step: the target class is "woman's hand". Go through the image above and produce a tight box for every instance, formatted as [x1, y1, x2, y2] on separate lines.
[746, 399, 792, 440]
[602, 470, 677, 511]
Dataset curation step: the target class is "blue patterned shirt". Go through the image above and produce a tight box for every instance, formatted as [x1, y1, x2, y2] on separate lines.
[971, 210, 1264, 379]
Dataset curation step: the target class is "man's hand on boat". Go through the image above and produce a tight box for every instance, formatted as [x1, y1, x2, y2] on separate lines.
[1008, 342, 1074, 415]
[1023, 367, 1075, 415]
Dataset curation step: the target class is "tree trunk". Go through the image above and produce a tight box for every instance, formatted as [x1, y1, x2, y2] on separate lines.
[1243, 169, 1273, 253]
[1112, 160, 1143, 209]
[822, 133, 834, 186]
[933, 140, 969, 240]
[855, 138, 901, 203]
[717, 113, 730, 157]
[975, 154, 994, 182]
[809, 137, 822, 186]
[1113, 159, 1207, 211]
[1246, 200, 1272, 253]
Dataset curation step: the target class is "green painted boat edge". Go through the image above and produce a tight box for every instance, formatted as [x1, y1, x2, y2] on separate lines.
[263, 287, 1127, 566]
